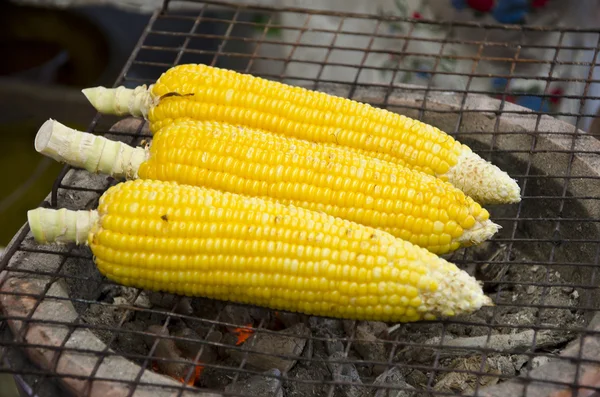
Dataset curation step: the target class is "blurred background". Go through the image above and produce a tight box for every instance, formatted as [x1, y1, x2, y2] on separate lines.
[0, 1, 151, 250]
[0, 4, 150, 393]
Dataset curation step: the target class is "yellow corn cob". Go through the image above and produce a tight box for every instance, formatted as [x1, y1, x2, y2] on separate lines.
[35, 119, 499, 255]
[27, 179, 492, 322]
[81, 64, 521, 205]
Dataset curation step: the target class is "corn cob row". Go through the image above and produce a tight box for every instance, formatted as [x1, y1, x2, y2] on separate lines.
[27, 179, 492, 322]
[35, 118, 499, 255]
[82, 64, 521, 205]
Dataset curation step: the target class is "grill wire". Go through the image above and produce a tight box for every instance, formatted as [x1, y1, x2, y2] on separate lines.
[1, 0, 600, 396]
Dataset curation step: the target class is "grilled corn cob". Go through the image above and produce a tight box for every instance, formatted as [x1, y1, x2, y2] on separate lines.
[27, 179, 492, 322]
[35, 119, 499, 255]
[81, 64, 521, 205]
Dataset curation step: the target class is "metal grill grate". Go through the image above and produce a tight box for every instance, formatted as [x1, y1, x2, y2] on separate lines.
[1, 1, 600, 396]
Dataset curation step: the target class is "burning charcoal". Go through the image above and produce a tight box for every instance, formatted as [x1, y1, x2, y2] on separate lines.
[232, 323, 255, 347]
[82, 301, 131, 341]
[343, 321, 388, 339]
[96, 285, 129, 302]
[473, 243, 511, 292]
[143, 325, 203, 385]
[424, 330, 573, 359]
[199, 360, 241, 390]
[325, 339, 344, 356]
[148, 292, 193, 315]
[327, 352, 368, 397]
[221, 304, 255, 331]
[229, 323, 310, 373]
[433, 356, 508, 394]
[495, 355, 516, 377]
[285, 365, 328, 397]
[112, 296, 131, 307]
[133, 292, 152, 308]
[80, 286, 156, 344]
[561, 285, 575, 294]
[310, 317, 345, 355]
[371, 322, 389, 338]
[520, 355, 551, 375]
[97, 286, 152, 309]
[190, 297, 221, 320]
[249, 307, 275, 322]
[276, 311, 304, 328]
[346, 322, 388, 375]
[115, 320, 147, 356]
[303, 337, 314, 360]
[216, 324, 260, 360]
[512, 355, 530, 373]
[218, 332, 240, 358]
[310, 317, 344, 334]
[402, 369, 428, 388]
[224, 368, 283, 397]
[372, 367, 417, 397]
[533, 356, 551, 367]
[206, 330, 223, 344]
[172, 326, 220, 364]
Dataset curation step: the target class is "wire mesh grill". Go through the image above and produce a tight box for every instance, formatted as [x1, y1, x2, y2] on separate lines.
[1, 1, 600, 396]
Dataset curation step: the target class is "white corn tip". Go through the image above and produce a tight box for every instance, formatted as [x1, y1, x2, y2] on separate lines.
[425, 264, 493, 317]
[445, 147, 521, 205]
[457, 219, 501, 247]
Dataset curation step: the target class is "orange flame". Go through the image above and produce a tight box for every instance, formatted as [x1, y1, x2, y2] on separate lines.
[178, 365, 204, 386]
[272, 311, 285, 330]
[153, 359, 204, 386]
[233, 323, 254, 345]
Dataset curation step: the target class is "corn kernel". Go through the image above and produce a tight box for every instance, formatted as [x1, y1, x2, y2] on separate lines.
[130, 118, 498, 254]
[16, 179, 489, 324]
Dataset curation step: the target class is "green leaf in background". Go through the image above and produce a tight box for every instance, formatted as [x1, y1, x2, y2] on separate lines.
[251, 14, 281, 37]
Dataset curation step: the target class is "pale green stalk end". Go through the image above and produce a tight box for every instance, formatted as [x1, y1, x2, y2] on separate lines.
[81, 85, 153, 118]
[27, 208, 99, 245]
[35, 119, 148, 180]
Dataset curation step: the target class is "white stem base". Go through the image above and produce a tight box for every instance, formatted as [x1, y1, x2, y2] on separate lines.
[28, 208, 99, 245]
[35, 119, 148, 180]
[81, 85, 154, 118]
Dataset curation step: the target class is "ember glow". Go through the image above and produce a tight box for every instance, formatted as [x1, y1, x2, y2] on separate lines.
[152, 360, 204, 385]
[234, 323, 254, 345]
[178, 365, 204, 386]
